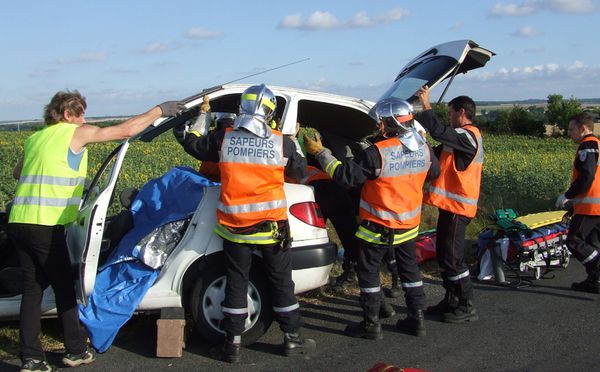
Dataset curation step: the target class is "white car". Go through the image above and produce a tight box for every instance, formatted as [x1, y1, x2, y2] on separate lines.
[0, 40, 494, 346]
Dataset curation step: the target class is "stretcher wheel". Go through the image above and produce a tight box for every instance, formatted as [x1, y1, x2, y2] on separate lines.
[561, 250, 570, 268]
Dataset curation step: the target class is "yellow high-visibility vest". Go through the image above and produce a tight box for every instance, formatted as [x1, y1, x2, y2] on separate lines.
[9, 123, 88, 226]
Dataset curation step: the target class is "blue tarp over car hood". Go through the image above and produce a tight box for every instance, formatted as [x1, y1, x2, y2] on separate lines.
[79, 166, 219, 352]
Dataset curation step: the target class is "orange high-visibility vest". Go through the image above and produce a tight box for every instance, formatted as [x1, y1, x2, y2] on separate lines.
[359, 137, 431, 229]
[199, 161, 221, 182]
[285, 165, 330, 185]
[217, 128, 287, 227]
[424, 125, 483, 218]
[571, 136, 600, 215]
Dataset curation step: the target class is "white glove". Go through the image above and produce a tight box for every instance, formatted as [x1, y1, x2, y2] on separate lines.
[188, 112, 210, 136]
[555, 194, 569, 209]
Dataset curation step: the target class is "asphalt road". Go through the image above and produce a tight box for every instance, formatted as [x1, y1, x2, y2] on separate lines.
[2, 263, 600, 372]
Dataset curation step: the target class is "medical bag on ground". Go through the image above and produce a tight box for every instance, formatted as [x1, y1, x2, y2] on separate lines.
[415, 229, 436, 264]
[475, 209, 570, 284]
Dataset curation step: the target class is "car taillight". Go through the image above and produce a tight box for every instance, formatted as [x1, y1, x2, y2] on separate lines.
[289, 202, 326, 228]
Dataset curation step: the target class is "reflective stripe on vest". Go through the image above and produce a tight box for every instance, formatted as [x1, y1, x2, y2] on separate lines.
[9, 123, 87, 226]
[571, 136, 600, 215]
[424, 125, 482, 218]
[359, 137, 431, 229]
[217, 128, 287, 228]
[355, 225, 419, 245]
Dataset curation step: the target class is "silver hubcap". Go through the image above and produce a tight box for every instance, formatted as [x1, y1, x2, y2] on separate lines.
[202, 275, 261, 334]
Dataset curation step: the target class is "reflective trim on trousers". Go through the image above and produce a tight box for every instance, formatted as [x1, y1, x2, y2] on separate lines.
[428, 186, 478, 206]
[218, 199, 286, 214]
[360, 286, 381, 293]
[448, 270, 470, 281]
[12, 195, 81, 208]
[582, 250, 599, 264]
[273, 303, 300, 313]
[402, 281, 423, 288]
[222, 306, 248, 315]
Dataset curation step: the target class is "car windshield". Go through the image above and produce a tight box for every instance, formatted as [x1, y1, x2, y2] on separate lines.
[378, 56, 457, 103]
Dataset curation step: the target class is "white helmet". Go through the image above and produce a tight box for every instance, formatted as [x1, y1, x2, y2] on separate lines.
[233, 84, 277, 138]
[373, 98, 425, 151]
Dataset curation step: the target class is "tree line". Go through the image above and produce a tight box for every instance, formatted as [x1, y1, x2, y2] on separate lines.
[421, 94, 600, 136]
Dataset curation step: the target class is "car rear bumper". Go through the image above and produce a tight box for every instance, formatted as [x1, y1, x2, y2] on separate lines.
[291, 242, 337, 270]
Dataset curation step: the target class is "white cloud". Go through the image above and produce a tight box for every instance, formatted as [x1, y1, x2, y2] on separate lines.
[489, 0, 596, 17]
[546, 0, 597, 13]
[184, 27, 221, 39]
[464, 61, 598, 82]
[305, 11, 340, 29]
[140, 42, 168, 54]
[490, 1, 538, 16]
[511, 26, 541, 37]
[278, 8, 408, 30]
[57, 52, 107, 65]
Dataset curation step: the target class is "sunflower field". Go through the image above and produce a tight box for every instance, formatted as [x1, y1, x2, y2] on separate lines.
[0, 129, 576, 238]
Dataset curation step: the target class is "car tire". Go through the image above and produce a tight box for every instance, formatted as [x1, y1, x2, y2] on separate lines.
[190, 259, 273, 346]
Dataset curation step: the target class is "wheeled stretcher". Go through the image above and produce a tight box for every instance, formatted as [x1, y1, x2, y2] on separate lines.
[476, 210, 571, 284]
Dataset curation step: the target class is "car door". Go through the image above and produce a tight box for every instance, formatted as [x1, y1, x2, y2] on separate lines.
[377, 39, 495, 105]
[66, 141, 130, 306]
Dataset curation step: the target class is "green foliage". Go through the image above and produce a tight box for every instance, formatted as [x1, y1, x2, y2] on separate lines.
[546, 94, 583, 131]
[480, 106, 544, 135]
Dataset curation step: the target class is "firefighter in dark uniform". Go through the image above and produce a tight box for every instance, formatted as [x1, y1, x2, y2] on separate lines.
[305, 98, 439, 338]
[416, 85, 483, 323]
[556, 112, 600, 293]
[173, 84, 315, 363]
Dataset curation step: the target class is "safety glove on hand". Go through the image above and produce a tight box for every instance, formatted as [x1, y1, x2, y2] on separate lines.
[555, 194, 570, 210]
[158, 101, 186, 117]
[199, 95, 211, 113]
[303, 133, 325, 155]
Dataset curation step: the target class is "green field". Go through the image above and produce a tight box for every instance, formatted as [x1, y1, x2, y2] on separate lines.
[0, 130, 575, 237]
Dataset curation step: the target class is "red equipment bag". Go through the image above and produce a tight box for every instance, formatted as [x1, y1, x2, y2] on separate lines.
[414, 230, 436, 264]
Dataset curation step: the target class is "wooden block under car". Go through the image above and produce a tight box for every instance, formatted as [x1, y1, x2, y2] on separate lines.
[156, 319, 186, 357]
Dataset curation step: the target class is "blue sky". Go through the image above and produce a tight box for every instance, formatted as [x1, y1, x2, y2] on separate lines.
[1, 0, 598, 121]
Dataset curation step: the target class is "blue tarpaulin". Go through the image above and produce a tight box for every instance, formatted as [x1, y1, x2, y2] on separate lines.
[79, 166, 218, 352]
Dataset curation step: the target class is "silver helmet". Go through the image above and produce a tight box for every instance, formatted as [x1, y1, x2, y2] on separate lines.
[373, 98, 425, 151]
[233, 84, 277, 138]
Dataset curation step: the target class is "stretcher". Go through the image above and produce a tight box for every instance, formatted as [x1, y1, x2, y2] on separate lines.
[476, 209, 571, 284]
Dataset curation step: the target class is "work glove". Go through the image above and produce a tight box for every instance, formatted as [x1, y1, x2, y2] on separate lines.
[555, 194, 569, 210]
[199, 95, 211, 113]
[303, 132, 324, 155]
[158, 101, 186, 117]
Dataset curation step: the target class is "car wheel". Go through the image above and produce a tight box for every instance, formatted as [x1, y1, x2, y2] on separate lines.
[190, 261, 273, 346]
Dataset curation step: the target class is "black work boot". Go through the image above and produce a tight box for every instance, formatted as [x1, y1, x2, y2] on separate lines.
[331, 270, 357, 291]
[396, 309, 426, 337]
[210, 335, 241, 363]
[283, 332, 317, 356]
[384, 276, 403, 298]
[344, 316, 383, 340]
[571, 275, 600, 294]
[426, 291, 458, 315]
[379, 299, 396, 319]
[443, 299, 478, 323]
